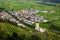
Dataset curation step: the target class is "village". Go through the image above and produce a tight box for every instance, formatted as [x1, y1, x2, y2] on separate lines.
[0, 8, 55, 32]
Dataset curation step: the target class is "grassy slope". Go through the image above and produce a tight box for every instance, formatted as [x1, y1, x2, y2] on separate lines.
[0, 22, 60, 40]
[0, 22, 34, 36]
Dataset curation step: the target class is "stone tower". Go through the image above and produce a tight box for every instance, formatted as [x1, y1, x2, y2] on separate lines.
[35, 16, 40, 31]
[35, 22, 40, 31]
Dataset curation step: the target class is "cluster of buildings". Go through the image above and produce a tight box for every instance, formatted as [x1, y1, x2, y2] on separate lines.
[0, 9, 53, 32]
[12, 9, 50, 32]
[12, 9, 48, 25]
[0, 11, 17, 22]
[0, 11, 26, 27]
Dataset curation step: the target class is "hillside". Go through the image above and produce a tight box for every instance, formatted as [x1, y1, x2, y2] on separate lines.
[0, 0, 60, 40]
[0, 22, 60, 40]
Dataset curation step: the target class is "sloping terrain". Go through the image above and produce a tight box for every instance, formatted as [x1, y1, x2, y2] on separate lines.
[0, 0, 60, 40]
